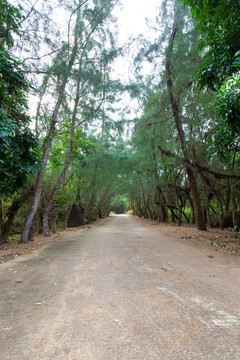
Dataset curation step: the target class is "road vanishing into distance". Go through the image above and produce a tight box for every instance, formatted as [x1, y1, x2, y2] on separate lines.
[0, 215, 240, 359]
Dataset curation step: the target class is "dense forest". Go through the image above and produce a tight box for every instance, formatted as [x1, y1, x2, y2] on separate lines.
[0, 0, 240, 245]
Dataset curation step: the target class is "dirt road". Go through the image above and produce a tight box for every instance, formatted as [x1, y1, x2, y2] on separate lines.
[0, 215, 240, 359]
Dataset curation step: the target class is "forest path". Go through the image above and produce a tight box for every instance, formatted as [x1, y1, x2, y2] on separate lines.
[0, 215, 240, 359]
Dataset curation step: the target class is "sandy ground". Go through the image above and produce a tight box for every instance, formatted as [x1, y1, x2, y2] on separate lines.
[0, 214, 240, 359]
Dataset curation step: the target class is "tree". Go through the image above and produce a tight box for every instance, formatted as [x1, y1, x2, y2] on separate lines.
[165, 3, 206, 230]
[20, 0, 119, 242]
[178, 0, 240, 154]
[0, 0, 39, 196]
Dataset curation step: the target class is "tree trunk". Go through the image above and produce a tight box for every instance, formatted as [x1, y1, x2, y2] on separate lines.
[155, 185, 168, 222]
[230, 179, 238, 231]
[0, 189, 32, 244]
[165, 26, 206, 231]
[0, 200, 21, 244]
[20, 84, 66, 242]
[199, 171, 224, 229]
[84, 176, 96, 220]
[225, 179, 231, 211]
[42, 78, 81, 236]
[20, 27, 80, 242]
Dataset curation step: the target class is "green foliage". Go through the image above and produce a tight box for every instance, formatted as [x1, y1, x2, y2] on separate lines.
[0, 118, 39, 195]
[7, 235, 20, 243]
[0, 1, 39, 196]
[0, 0, 23, 48]
[178, 0, 240, 154]
[111, 199, 127, 214]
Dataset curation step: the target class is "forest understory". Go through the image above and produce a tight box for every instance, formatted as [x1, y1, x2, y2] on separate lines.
[1, 216, 240, 265]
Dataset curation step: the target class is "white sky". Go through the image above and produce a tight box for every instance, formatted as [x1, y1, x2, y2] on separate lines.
[114, 0, 159, 41]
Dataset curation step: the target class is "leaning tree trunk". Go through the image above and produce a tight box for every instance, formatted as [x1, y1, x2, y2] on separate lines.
[165, 26, 206, 231]
[20, 29, 80, 243]
[20, 84, 66, 243]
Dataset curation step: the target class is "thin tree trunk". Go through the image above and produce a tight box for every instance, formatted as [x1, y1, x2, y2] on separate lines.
[230, 179, 238, 231]
[155, 185, 168, 222]
[96, 184, 113, 217]
[199, 171, 224, 229]
[42, 78, 81, 236]
[165, 26, 206, 231]
[0, 196, 3, 236]
[137, 172, 148, 218]
[225, 179, 231, 211]
[84, 166, 97, 220]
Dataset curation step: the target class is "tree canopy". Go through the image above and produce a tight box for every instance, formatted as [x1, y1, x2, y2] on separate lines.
[0, 0, 240, 244]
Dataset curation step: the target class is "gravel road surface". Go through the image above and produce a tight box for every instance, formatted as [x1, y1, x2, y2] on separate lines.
[0, 215, 240, 359]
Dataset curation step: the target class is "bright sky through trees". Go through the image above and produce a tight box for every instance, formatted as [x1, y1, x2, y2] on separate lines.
[110, 0, 161, 122]
[114, 0, 159, 40]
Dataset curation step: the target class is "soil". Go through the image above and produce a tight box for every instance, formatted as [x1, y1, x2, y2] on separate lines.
[0, 225, 92, 264]
[1, 218, 240, 264]
[138, 218, 240, 256]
